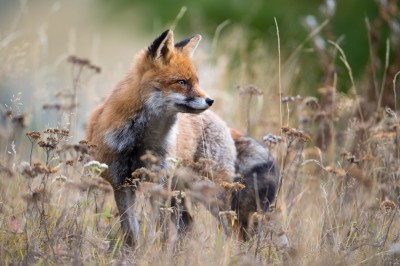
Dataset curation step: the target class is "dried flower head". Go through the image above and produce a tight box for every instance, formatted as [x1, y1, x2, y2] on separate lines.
[324, 166, 346, 177]
[47, 166, 58, 174]
[67, 55, 101, 73]
[171, 190, 186, 204]
[219, 181, 232, 191]
[263, 134, 283, 146]
[237, 84, 263, 96]
[160, 207, 174, 214]
[38, 128, 69, 152]
[140, 151, 158, 164]
[131, 167, 158, 183]
[84, 160, 108, 175]
[26, 131, 41, 142]
[380, 200, 397, 211]
[303, 97, 320, 110]
[42, 104, 62, 110]
[281, 126, 311, 143]
[79, 140, 89, 145]
[281, 95, 303, 103]
[68, 55, 91, 66]
[219, 210, 237, 220]
[17, 161, 57, 177]
[220, 181, 246, 192]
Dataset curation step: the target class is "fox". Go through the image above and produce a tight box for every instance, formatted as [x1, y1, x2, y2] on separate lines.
[86, 29, 278, 244]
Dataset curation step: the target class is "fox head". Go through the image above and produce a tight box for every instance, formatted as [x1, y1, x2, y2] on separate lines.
[136, 30, 213, 115]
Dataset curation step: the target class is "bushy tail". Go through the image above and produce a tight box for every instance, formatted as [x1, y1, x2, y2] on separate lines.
[230, 129, 279, 231]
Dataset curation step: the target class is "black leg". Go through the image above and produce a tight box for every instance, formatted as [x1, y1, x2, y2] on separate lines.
[114, 186, 139, 246]
[171, 197, 193, 236]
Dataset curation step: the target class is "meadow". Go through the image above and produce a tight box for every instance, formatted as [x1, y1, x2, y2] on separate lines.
[0, 1, 399, 265]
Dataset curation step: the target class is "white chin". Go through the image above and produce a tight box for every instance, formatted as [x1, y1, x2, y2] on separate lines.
[175, 103, 208, 114]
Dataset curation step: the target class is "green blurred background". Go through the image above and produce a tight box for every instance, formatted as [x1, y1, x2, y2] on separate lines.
[0, 0, 395, 92]
[97, 0, 384, 79]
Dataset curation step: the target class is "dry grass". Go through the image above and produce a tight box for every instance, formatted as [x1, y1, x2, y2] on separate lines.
[1, 1, 400, 265]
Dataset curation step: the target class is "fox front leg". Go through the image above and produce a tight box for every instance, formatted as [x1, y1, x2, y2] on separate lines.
[109, 153, 142, 246]
[114, 186, 140, 246]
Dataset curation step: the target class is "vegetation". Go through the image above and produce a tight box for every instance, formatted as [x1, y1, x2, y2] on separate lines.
[0, 0, 399, 265]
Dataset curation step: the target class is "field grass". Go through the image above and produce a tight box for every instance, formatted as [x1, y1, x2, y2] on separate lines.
[1, 1, 400, 265]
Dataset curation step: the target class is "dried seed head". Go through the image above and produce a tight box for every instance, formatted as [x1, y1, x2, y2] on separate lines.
[281, 95, 303, 103]
[380, 200, 397, 211]
[219, 181, 232, 191]
[131, 167, 158, 182]
[299, 134, 311, 143]
[263, 134, 282, 144]
[67, 55, 101, 73]
[84, 160, 109, 175]
[172, 190, 186, 199]
[140, 151, 158, 164]
[237, 84, 263, 96]
[281, 126, 291, 134]
[60, 129, 69, 136]
[47, 166, 58, 174]
[304, 97, 320, 110]
[43, 103, 62, 110]
[324, 166, 346, 177]
[68, 55, 90, 66]
[219, 210, 237, 220]
[43, 128, 54, 134]
[219, 181, 245, 192]
[172, 190, 186, 204]
[281, 126, 311, 143]
[160, 207, 174, 214]
[26, 131, 41, 140]
[79, 140, 89, 145]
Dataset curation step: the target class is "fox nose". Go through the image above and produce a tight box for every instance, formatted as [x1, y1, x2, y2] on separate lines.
[205, 98, 214, 107]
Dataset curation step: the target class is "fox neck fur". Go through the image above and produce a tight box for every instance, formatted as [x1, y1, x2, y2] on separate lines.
[103, 90, 178, 185]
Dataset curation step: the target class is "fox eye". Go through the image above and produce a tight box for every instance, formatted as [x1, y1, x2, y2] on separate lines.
[177, 80, 187, 86]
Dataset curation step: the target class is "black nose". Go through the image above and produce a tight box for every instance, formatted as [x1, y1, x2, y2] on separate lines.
[205, 98, 214, 106]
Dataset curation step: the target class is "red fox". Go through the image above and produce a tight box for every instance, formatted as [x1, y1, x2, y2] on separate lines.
[87, 30, 278, 244]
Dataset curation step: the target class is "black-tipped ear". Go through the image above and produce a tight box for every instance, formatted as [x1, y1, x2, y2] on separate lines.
[148, 29, 174, 60]
[175, 34, 202, 57]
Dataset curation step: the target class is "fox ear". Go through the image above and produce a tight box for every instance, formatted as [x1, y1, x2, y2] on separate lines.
[175, 34, 202, 57]
[148, 29, 175, 61]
